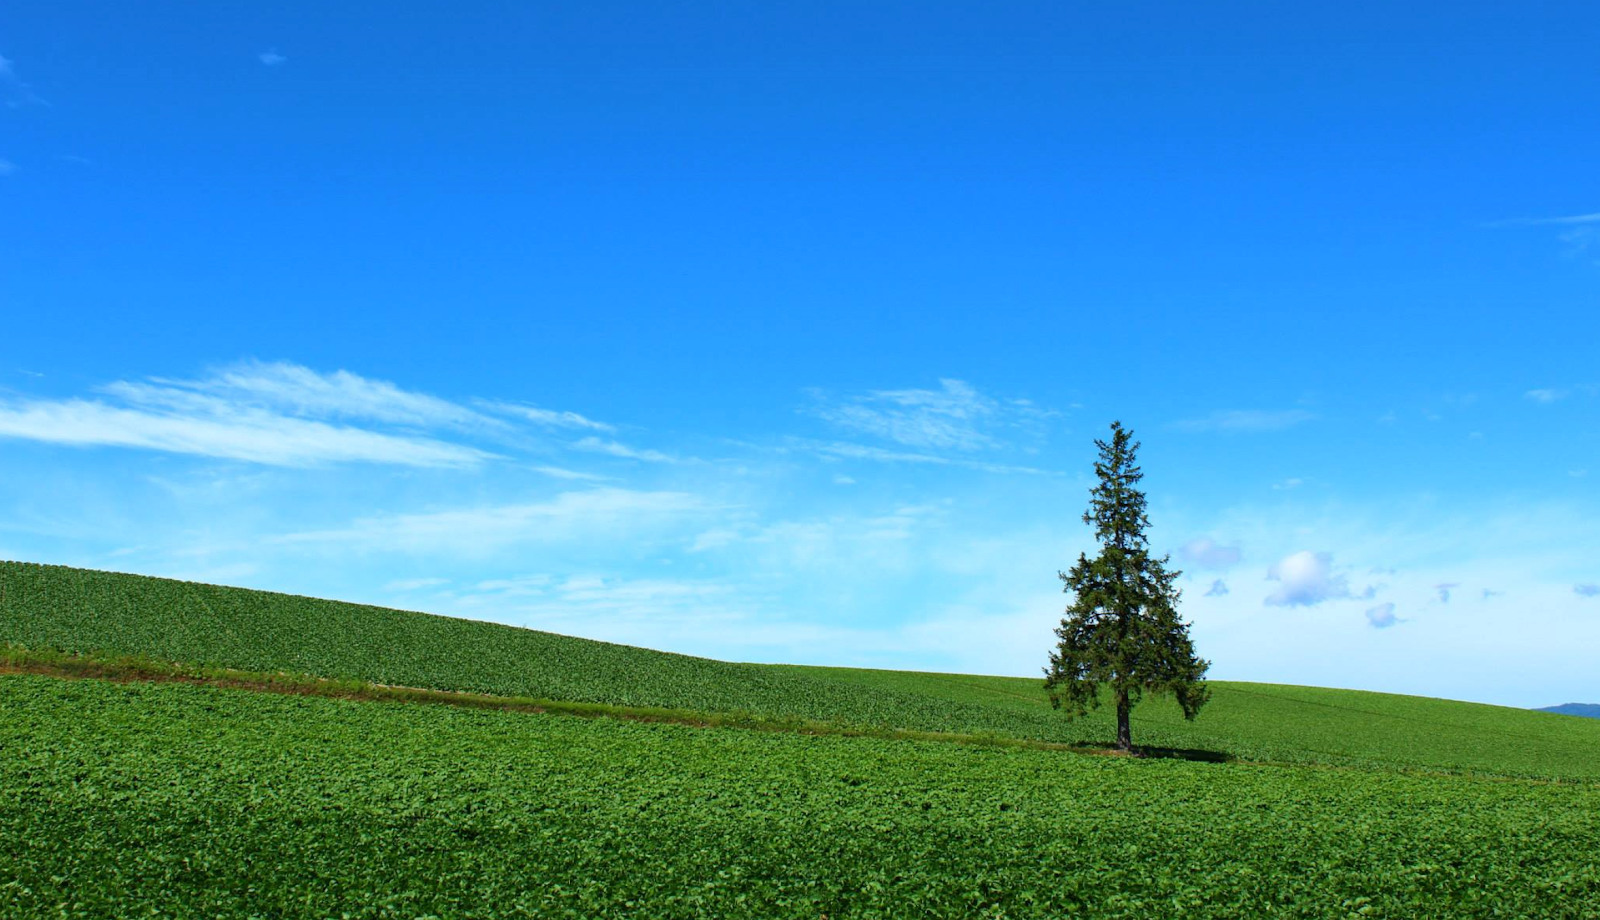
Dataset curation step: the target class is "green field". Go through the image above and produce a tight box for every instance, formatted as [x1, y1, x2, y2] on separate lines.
[4, 560, 1599, 779]
[5, 560, 1600, 917]
[6, 674, 1599, 919]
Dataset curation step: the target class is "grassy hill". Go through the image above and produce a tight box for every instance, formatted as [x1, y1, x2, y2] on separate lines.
[6, 673, 1598, 919]
[5, 559, 1600, 917]
[5, 560, 1600, 780]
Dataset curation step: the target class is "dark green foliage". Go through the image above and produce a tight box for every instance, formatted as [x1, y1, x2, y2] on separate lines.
[4, 674, 1599, 919]
[1046, 422, 1209, 749]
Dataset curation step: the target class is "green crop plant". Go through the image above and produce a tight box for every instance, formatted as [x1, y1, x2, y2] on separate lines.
[4, 674, 1598, 919]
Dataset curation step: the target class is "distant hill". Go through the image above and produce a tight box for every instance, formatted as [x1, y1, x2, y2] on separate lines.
[6, 559, 1600, 779]
[1539, 703, 1600, 719]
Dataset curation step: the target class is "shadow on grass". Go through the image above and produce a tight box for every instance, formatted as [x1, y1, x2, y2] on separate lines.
[1136, 746, 1235, 763]
[1062, 740, 1234, 763]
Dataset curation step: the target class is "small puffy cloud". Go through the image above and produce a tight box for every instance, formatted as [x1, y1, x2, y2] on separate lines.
[1434, 582, 1460, 603]
[1181, 537, 1241, 569]
[1265, 551, 1350, 607]
[259, 49, 287, 66]
[1365, 603, 1399, 629]
[1576, 584, 1600, 598]
[1203, 579, 1229, 597]
[1525, 389, 1569, 404]
[1173, 409, 1316, 433]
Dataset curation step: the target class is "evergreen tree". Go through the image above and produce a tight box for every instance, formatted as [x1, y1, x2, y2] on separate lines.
[1045, 421, 1209, 751]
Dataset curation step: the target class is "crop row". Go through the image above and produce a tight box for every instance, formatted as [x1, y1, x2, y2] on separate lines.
[4, 673, 1599, 919]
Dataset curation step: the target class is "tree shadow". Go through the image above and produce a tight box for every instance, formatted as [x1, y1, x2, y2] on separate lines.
[1060, 741, 1234, 763]
[1134, 745, 1234, 764]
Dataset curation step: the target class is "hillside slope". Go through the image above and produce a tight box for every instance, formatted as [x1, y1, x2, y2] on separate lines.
[7, 673, 1598, 919]
[5, 559, 1600, 779]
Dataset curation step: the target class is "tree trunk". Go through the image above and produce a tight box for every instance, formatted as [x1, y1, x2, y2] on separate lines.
[1115, 689, 1132, 752]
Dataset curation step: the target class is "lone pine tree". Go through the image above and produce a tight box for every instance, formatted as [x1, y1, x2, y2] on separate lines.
[1045, 421, 1209, 752]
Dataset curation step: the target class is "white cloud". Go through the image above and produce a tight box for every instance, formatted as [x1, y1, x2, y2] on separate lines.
[132, 360, 501, 429]
[1576, 584, 1600, 598]
[0, 361, 507, 467]
[833, 475, 856, 485]
[0, 361, 631, 470]
[1172, 409, 1316, 433]
[0, 397, 493, 468]
[1271, 477, 1304, 491]
[1365, 602, 1399, 629]
[1525, 388, 1569, 404]
[806, 379, 1056, 453]
[1493, 212, 1600, 227]
[274, 488, 710, 553]
[482, 401, 614, 432]
[800, 439, 1049, 475]
[1180, 537, 1241, 569]
[573, 437, 673, 463]
[1204, 578, 1229, 597]
[0, 159, 14, 176]
[1264, 550, 1350, 607]
[259, 49, 287, 66]
[527, 465, 608, 481]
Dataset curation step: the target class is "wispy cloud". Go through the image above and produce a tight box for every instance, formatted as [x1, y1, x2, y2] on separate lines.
[258, 49, 287, 66]
[0, 361, 502, 468]
[482, 401, 615, 432]
[0, 361, 648, 470]
[1576, 584, 1600, 598]
[144, 360, 502, 430]
[573, 437, 674, 463]
[0, 159, 15, 176]
[275, 488, 710, 553]
[806, 379, 1056, 452]
[1525, 388, 1569, 404]
[1434, 582, 1460, 603]
[0, 54, 47, 107]
[1490, 212, 1600, 263]
[1173, 409, 1316, 433]
[1271, 477, 1304, 491]
[1490, 212, 1600, 228]
[1204, 578, 1229, 597]
[0, 397, 493, 468]
[795, 439, 1050, 475]
[1264, 550, 1350, 607]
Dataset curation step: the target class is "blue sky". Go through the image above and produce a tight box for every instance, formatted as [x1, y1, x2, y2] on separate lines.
[2, 2, 1597, 708]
